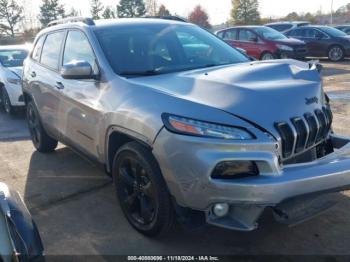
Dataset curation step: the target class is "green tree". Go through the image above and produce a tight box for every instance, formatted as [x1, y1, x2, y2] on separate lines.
[90, 0, 104, 19]
[102, 6, 116, 19]
[38, 0, 65, 26]
[0, 0, 24, 36]
[284, 12, 299, 21]
[188, 5, 211, 29]
[117, 0, 146, 18]
[67, 7, 80, 17]
[231, 0, 260, 25]
[157, 4, 171, 16]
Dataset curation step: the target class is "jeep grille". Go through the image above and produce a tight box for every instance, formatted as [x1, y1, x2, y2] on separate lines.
[275, 107, 333, 159]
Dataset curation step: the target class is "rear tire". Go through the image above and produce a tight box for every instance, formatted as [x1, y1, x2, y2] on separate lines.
[26, 101, 58, 153]
[328, 45, 344, 62]
[112, 142, 175, 237]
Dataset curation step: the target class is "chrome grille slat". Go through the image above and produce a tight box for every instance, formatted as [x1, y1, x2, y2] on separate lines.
[275, 107, 333, 159]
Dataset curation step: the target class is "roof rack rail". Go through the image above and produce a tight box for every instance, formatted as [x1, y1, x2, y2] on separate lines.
[47, 17, 95, 27]
[144, 15, 187, 23]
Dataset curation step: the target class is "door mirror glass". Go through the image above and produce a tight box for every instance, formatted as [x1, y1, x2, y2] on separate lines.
[60, 60, 94, 79]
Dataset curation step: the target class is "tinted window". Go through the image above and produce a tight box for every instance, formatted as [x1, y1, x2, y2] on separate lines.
[40, 31, 65, 70]
[216, 31, 224, 38]
[238, 29, 256, 41]
[32, 36, 45, 61]
[223, 29, 237, 40]
[320, 27, 347, 37]
[304, 29, 317, 38]
[63, 30, 95, 67]
[0, 49, 28, 67]
[95, 24, 248, 76]
[288, 29, 304, 37]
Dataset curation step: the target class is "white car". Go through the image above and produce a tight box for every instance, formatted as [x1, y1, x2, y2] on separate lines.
[0, 45, 29, 115]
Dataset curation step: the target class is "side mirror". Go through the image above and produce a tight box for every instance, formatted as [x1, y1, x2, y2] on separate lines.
[60, 60, 94, 80]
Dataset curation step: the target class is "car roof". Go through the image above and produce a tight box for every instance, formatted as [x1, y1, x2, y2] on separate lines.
[218, 25, 265, 31]
[266, 21, 309, 25]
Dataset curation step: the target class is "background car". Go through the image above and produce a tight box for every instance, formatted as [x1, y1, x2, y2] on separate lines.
[0, 182, 44, 262]
[335, 25, 350, 35]
[285, 25, 350, 61]
[265, 21, 310, 33]
[0, 45, 29, 115]
[216, 26, 307, 60]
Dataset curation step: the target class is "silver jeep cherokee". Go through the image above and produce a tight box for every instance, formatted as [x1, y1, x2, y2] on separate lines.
[23, 17, 350, 236]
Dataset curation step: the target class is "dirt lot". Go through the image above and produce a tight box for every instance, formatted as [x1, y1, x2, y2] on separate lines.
[1, 61, 350, 256]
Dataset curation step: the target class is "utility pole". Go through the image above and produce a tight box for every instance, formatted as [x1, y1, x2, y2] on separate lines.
[330, 0, 334, 25]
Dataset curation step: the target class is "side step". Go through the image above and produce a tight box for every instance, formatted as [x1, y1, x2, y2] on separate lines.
[273, 193, 338, 227]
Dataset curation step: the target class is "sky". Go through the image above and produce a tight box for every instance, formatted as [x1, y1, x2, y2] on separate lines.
[25, 0, 350, 25]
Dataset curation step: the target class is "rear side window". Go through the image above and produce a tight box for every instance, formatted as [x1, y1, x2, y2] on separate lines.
[63, 30, 96, 67]
[223, 29, 237, 40]
[288, 29, 303, 37]
[32, 36, 45, 61]
[238, 29, 256, 42]
[40, 31, 65, 70]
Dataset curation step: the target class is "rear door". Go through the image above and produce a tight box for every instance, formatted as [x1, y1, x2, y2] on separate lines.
[58, 30, 102, 159]
[237, 29, 262, 59]
[222, 28, 239, 48]
[29, 31, 66, 137]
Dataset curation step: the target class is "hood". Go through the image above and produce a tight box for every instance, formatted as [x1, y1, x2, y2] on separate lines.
[273, 37, 306, 46]
[7, 66, 23, 79]
[129, 60, 323, 137]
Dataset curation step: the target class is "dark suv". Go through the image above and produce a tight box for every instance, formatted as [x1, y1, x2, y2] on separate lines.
[286, 25, 350, 61]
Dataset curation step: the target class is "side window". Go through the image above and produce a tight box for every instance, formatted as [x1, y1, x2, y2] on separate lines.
[304, 29, 317, 38]
[63, 30, 96, 67]
[289, 29, 303, 37]
[238, 29, 256, 42]
[223, 29, 237, 40]
[216, 31, 224, 39]
[40, 31, 65, 70]
[32, 35, 45, 61]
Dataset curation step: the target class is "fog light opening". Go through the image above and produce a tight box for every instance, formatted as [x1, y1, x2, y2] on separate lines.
[213, 203, 229, 217]
[211, 161, 259, 179]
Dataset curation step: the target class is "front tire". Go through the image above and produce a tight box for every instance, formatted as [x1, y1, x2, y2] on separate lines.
[26, 101, 58, 153]
[328, 45, 344, 62]
[2, 88, 15, 115]
[112, 142, 175, 237]
[260, 52, 275, 60]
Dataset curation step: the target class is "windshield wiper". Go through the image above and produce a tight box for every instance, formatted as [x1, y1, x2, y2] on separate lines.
[119, 69, 161, 77]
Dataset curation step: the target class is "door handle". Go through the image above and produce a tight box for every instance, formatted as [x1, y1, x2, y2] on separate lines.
[31, 71, 36, 78]
[55, 82, 64, 90]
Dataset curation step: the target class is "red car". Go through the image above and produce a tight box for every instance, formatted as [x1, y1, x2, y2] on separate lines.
[216, 26, 308, 60]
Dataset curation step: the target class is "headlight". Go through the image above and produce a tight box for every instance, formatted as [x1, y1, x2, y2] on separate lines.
[7, 78, 21, 85]
[162, 114, 255, 140]
[276, 44, 293, 51]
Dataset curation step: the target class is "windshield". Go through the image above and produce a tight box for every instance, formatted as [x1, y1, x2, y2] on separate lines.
[320, 27, 347, 37]
[94, 23, 249, 76]
[253, 27, 288, 40]
[0, 49, 28, 67]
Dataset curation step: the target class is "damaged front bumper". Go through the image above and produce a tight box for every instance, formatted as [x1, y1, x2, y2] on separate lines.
[154, 129, 350, 231]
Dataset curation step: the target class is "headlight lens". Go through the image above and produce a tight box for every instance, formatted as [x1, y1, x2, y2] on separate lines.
[276, 44, 293, 51]
[7, 78, 21, 85]
[162, 114, 255, 140]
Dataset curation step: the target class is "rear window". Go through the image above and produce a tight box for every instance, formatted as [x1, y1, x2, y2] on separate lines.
[269, 24, 293, 32]
[40, 31, 65, 70]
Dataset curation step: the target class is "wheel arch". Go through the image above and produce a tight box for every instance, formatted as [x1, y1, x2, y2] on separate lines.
[105, 126, 154, 174]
